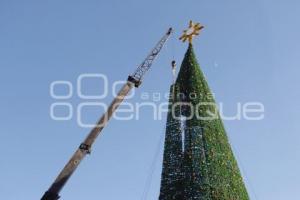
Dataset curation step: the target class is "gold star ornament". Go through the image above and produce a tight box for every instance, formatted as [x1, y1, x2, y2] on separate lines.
[179, 20, 204, 43]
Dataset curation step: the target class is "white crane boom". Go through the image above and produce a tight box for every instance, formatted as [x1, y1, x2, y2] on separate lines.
[41, 27, 173, 200]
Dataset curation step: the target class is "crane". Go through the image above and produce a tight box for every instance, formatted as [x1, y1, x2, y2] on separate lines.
[41, 27, 173, 200]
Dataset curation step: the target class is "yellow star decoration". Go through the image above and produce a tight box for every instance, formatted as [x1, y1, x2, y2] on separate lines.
[179, 20, 204, 43]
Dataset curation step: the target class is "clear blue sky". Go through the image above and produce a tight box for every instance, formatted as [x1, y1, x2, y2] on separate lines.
[0, 0, 299, 199]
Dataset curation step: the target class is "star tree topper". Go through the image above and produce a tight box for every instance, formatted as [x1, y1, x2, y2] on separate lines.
[179, 20, 204, 43]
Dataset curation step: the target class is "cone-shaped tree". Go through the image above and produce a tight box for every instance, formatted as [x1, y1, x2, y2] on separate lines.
[159, 44, 249, 200]
[177, 44, 249, 200]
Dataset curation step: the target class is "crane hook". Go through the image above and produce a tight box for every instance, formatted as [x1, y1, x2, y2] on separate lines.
[171, 60, 176, 84]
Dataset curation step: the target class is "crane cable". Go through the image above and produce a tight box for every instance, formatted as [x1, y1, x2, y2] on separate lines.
[141, 36, 178, 200]
[140, 127, 166, 200]
[140, 121, 185, 200]
[171, 34, 177, 84]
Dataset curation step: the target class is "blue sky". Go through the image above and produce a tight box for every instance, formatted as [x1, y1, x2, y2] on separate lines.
[0, 0, 299, 199]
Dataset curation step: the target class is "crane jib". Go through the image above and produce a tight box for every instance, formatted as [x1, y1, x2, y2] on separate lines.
[41, 27, 173, 200]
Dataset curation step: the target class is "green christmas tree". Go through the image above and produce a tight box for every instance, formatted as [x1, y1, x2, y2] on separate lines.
[178, 44, 249, 199]
[159, 43, 249, 200]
